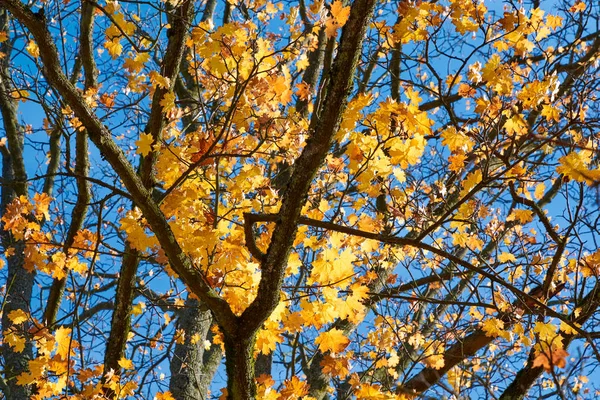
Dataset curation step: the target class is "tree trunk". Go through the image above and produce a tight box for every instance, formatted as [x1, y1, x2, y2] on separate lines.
[1, 244, 34, 400]
[0, 8, 32, 398]
[169, 298, 216, 400]
[224, 333, 257, 400]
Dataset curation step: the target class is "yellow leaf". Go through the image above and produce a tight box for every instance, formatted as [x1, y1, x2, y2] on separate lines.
[118, 357, 134, 370]
[448, 153, 467, 172]
[570, 1, 586, 13]
[55, 326, 72, 359]
[559, 321, 581, 335]
[8, 309, 28, 325]
[460, 169, 482, 197]
[320, 354, 351, 379]
[149, 71, 171, 89]
[0, 31, 7, 43]
[123, 52, 150, 73]
[131, 301, 146, 316]
[33, 192, 51, 221]
[160, 92, 176, 114]
[26, 41, 39, 58]
[330, 1, 350, 25]
[441, 126, 474, 152]
[542, 104, 560, 122]
[557, 152, 600, 186]
[533, 182, 545, 200]
[104, 38, 123, 58]
[66, 256, 88, 276]
[10, 89, 29, 103]
[256, 327, 283, 355]
[4, 330, 26, 352]
[280, 376, 309, 399]
[156, 392, 176, 400]
[546, 15, 563, 30]
[17, 357, 47, 386]
[315, 328, 350, 354]
[423, 353, 445, 370]
[534, 321, 557, 341]
[136, 133, 154, 156]
[482, 317, 505, 338]
[507, 209, 533, 224]
[498, 252, 517, 263]
[354, 383, 387, 399]
[16, 373, 35, 386]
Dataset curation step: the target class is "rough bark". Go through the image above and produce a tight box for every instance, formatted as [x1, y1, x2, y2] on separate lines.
[169, 298, 215, 400]
[0, 7, 33, 399]
[224, 333, 257, 399]
[0, 245, 33, 400]
[102, 251, 139, 377]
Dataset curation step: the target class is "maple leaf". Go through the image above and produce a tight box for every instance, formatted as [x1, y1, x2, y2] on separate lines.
[160, 92, 176, 114]
[534, 321, 558, 341]
[256, 327, 283, 355]
[295, 81, 311, 101]
[330, 1, 350, 25]
[55, 326, 72, 359]
[10, 89, 29, 103]
[448, 153, 467, 172]
[441, 126, 475, 152]
[557, 152, 600, 186]
[100, 92, 116, 109]
[279, 376, 309, 400]
[321, 354, 351, 379]
[32, 192, 51, 221]
[66, 256, 88, 276]
[104, 38, 123, 58]
[118, 357, 134, 370]
[4, 330, 26, 353]
[131, 301, 146, 316]
[149, 71, 172, 89]
[156, 392, 176, 400]
[8, 309, 29, 325]
[570, 1, 586, 13]
[423, 353, 445, 370]
[498, 252, 517, 263]
[354, 383, 387, 399]
[124, 52, 150, 73]
[460, 169, 482, 197]
[541, 104, 560, 122]
[533, 347, 569, 372]
[16, 372, 35, 387]
[324, 1, 351, 38]
[482, 318, 505, 338]
[48, 252, 67, 280]
[282, 312, 305, 333]
[315, 328, 350, 354]
[546, 15, 564, 30]
[26, 41, 39, 58]
[136, 133, 154, 156]
[507, 209, 533, 224]
[559, 320, 581, 335]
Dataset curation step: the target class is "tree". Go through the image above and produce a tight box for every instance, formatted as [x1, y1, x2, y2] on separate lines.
[1, 0, 600, 398]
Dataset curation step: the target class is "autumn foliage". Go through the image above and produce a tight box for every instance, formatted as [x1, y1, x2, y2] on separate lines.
[1, 0, 600, 399]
